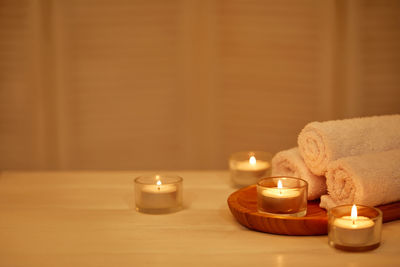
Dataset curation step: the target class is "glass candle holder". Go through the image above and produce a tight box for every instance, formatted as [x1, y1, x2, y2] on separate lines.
[229, 151, 272, 187]
[134, 175, 183, 214]
[257, 176, 308, 217]
[328, 204, 382, 251]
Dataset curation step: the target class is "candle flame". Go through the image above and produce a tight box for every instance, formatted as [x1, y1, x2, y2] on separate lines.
[249, 156, 256, 165]
[277, 180, 283, 195]
[156, 180, 161, 190]
[351, 204, 357, 224]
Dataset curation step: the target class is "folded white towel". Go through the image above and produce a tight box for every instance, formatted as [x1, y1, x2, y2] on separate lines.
[271, 147, 327, 200]
[298, 114, 400, 176]
[319, 149, 400, 209]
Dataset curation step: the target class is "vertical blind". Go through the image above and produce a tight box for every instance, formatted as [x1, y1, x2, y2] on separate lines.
[0, 0, 399, 170]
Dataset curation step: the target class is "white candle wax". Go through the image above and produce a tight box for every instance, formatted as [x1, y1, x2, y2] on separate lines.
[333, 216, 375, 245]
[261, 187, 300, 198]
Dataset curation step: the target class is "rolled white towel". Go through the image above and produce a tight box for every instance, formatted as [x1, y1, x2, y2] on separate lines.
[271, 147, 327, 200]
[320, 149, 400, 210]
[298, 114, 400, 176]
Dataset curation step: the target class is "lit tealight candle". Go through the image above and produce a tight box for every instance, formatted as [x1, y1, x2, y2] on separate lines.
[230, 152, 272, 187]
[236, 155, 270, 171]
[261, 180, 300, 198]
[135, 175, 183, 214]
[328, 204, 382, 251]
[257, 177, 308, 217]
[333, 204, 375, 245]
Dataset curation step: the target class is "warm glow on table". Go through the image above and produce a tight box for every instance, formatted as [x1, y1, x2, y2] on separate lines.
[0, 171, 398, 267]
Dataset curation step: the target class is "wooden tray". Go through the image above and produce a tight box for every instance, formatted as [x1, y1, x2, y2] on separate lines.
[228, 185, 400, 236]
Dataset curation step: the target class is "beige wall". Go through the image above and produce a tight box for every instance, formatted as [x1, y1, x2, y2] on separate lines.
[1, 0, 399, 170]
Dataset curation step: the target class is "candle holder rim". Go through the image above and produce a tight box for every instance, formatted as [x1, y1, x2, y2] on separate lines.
[257, 176, 308, 188]
[134, 175, 183, 185]
[328, 204, 382, 218]
[229, 150, 273, 159]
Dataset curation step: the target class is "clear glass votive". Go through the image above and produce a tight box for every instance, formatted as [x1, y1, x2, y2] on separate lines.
[328, 204, 382, 251]
[229, 151, 272, 187]
[134, 175, 183, 214]
[257, 176, 308, 217]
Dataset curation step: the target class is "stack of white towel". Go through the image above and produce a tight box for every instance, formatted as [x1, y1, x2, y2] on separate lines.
[271, 114, 400, 209]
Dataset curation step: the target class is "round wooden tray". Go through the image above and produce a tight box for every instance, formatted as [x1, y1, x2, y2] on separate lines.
[227, 185, 400, 236]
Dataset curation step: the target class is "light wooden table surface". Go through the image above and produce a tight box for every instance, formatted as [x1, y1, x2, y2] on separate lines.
[0, 171, 399, 267]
